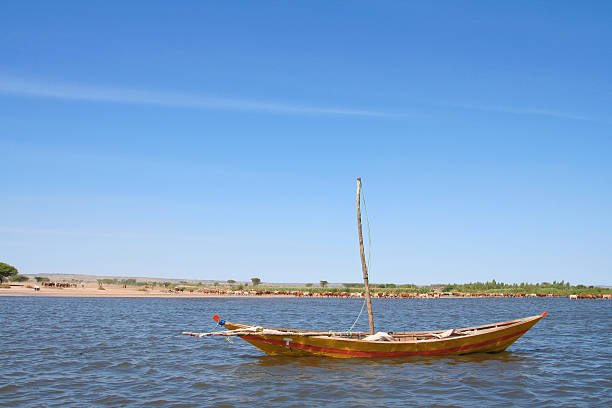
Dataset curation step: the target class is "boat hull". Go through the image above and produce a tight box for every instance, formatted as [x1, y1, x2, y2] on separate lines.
[224, 314, 545, 358]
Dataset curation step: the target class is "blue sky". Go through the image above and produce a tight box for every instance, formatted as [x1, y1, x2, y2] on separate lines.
[1, 1, 610, 285]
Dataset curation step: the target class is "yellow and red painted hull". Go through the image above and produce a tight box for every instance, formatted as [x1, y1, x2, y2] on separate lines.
[224, 313, 545, 358]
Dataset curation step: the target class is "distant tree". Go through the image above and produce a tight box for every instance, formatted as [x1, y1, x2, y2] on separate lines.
[320, 280, 328, 288]
[227, 279, 236, 284]
[0, 262, 18, 283]
[10, 275, 29, 282]
[305, 283, 313, 287]
[35, 276, 50, 282]
[213, 281, 219, 287]
[251, 277, 261, 286]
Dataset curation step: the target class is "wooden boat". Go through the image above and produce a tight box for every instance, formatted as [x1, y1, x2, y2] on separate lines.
[205, 313, 546, 358]
[183, 178, 546, 358]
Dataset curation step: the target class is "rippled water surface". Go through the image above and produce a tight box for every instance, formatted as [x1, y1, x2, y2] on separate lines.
[1, 297, 610, 407]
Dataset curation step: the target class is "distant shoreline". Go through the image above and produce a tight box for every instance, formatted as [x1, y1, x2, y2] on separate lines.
[1, 285, 609, 299]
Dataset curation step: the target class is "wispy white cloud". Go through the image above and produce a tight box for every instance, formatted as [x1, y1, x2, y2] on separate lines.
[0, 75, 397, 118]
[445, 102, 593, 121]
[0, 74, 596, 122]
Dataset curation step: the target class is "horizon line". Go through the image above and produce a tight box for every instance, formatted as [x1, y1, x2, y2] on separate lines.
[19, 272, 611, 287]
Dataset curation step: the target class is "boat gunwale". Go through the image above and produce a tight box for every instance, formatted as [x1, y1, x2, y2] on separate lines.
[225, 313, 545, 344]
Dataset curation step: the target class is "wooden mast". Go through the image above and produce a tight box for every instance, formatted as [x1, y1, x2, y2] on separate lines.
[356, 177, 375, 334]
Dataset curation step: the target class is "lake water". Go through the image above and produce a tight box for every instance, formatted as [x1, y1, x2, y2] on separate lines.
[1, 297, 610, 407]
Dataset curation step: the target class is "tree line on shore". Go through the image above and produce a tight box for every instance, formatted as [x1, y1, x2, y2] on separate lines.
[182, 279, 610, 296]
[236, 280, 611, 296]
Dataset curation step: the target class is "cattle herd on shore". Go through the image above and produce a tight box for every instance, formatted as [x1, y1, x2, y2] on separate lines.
[21, 281, 610, 299]
[40, 281, 79, 288]
[166, 287, 611, 299]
